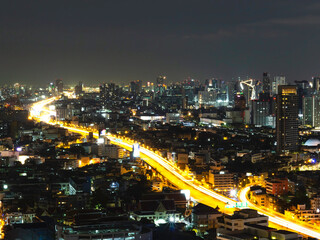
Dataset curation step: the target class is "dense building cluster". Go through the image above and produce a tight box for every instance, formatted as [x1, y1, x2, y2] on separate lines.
[0, 74, 320, 239]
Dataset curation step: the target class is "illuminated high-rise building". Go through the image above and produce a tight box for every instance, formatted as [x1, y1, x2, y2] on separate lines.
[234, 93, 246, 110]
[295, 80, 312, 117]
[303, 93, 320, 127]
[55, 79, 63, 93]
[75, 82, 83, 95]
[262, 72, 271, 94]
[100, 83, 108, 101]
[272, 75, 286, 95]
[276, 85, 299, 153]
[312, 77, 320, 91]
[156, 75, 166, 86]
[155, 75, 166, 96]
[252, 97, 271, 127]
[130, 80, 142, 94]
[48, 82, 55, 92]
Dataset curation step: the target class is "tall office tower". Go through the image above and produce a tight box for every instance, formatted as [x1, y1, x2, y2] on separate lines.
[205, 78, 215, 91]
[262, 72, 271, 93]
[100, 83, 108, 101]
[130, 80, 142, 94]
[198, 91, 216, 106]
[55, 79, 63, 93]
[295, 80, 312, 117]
[100, 83, 117, 103]
[252, 95, 272, 127]
[303, 96, 313, 126]
[303, 93, 320, 127]
[48, 82, 55, 93]
[225, 81, 237, 105]
[272, 75, 286, 95]
[75, 82, 83, 95]
[156, 75, 166, 86]
[130, 81, 136, 94]
[276, 85, 299, 154]
[234, 93, 246, 110]
[136, 80, 142, 93]
[312, 77, 320, 91]
[155, 75, 166, 96]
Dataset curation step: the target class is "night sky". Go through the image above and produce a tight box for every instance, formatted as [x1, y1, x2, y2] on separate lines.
[1, 0, 320, 86]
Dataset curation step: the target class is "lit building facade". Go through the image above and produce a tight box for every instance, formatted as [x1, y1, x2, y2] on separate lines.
[276, 85, 299, 153]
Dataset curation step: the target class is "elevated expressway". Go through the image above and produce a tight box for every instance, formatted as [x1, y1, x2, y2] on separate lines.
[239, 187, 320, 238]
[28, 97, 320, 239]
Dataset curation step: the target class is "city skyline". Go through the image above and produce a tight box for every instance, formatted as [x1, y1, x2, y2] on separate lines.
[2, 0, 320, 85]
[2, 1, 320, 238]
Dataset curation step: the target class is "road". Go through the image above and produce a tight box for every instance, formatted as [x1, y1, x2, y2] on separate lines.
[28, 97, 320, 239]
[108, 136, 236, 213]
[239, 186, 320, 239]
[0, 200, 4, 239]
[0, 220, 3, 240]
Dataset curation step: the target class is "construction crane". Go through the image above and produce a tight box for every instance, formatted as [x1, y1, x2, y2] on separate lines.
[239, 79, 258, 100]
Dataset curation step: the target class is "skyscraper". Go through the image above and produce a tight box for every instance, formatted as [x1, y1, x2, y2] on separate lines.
[272, 75, 286, 95]
[75, 82, 83, 95]
[252, 96, 271, 127]
[303, 93, 320, 127]
[312, 76, 320, 91]
[155, 75, 166, 96]
[156, 75, 166, 86]
[130, 80, 142, 94]
[55, 79, 63, 93]
[295, 80, 312, 117]
[100, 83, 108, 101]
[262, 72, 271, 94]
[276, 85, 299, 154]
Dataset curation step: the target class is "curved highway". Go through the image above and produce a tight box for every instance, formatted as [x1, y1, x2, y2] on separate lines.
[239, 186, 320, 238]
[28, 97, 320, 239]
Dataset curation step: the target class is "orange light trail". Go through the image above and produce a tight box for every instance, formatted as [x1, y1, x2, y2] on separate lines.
[29, 96, 320, 239]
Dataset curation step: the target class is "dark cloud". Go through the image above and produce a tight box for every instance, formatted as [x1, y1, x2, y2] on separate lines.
[1, 0, 320, 85]
[268, 15, 320, 26]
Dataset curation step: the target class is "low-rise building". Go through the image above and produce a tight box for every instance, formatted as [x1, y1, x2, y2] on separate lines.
[209, 170, 234, 193]
[311, 195, 320, 212]
[132, 199, 181, 223]
[218, 209, 268, 232]
[50, 178, 76, 196]
[105, 144, 125, 159]
[191, 203, 222, 232]
[265, 178, 294, 196]
[285, 204, 320, 222]
[57, 217, 152, 240]
[252, 192, 267, 207]
[271, 230, 302, 240]
[177, 153, 188, 164]
[5, 212, 35, 225]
